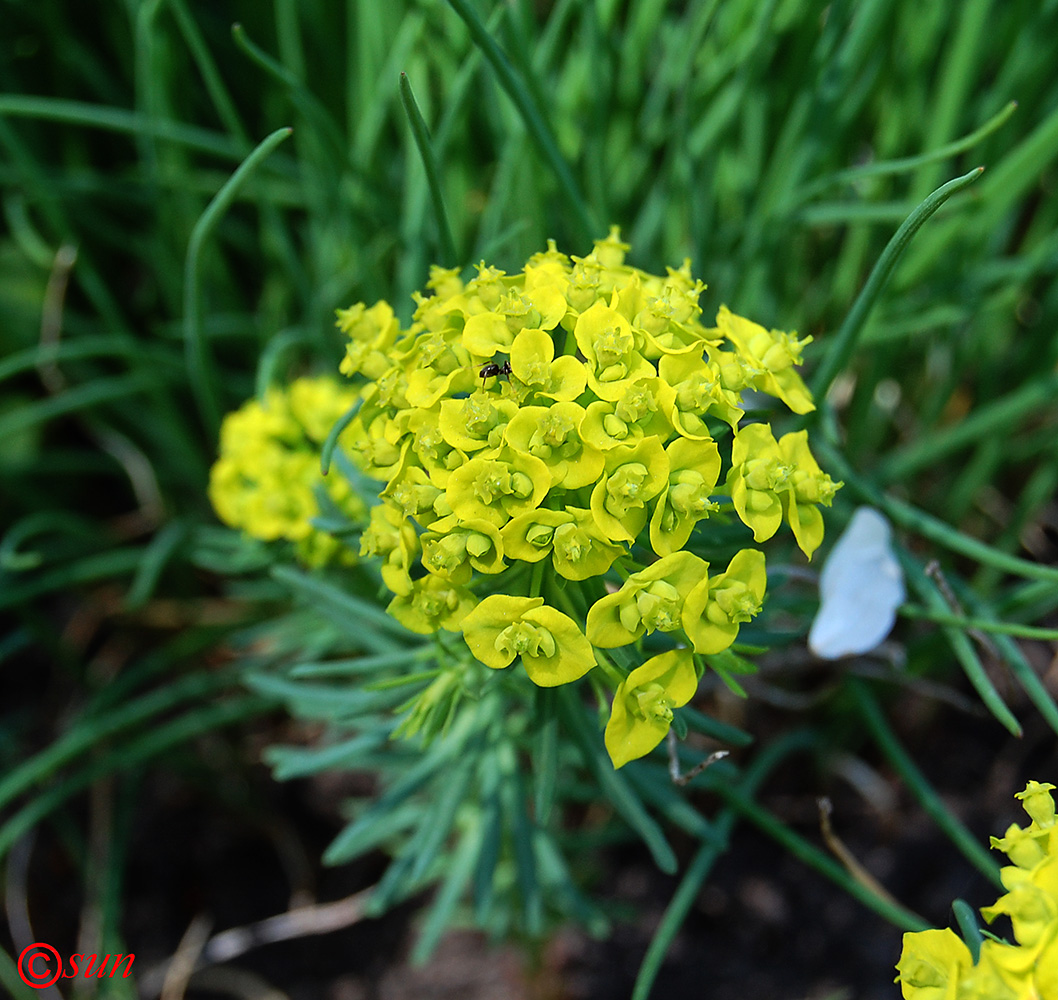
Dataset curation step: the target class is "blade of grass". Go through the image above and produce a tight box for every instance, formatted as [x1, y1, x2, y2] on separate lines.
[0, 668, 242, 812]
[798, 100, 1017, 199]
[0, 95, 243, 159]
[123, 518, 189, 611]
[876, 370, 1058, 485]
[0, 694, 271, 862]
[0, 548, 146, 612]
[445, 0, 598, 245]
[0, 336, 181, 383]
[809, 166, 984, 402]
[910, 0, 994, 200]
[184, 125, 293, 438]
[399, 72, 458, 267]
[0, 372, 156, 440]
[230, 24, 346, 169]
[168, 0, 250, 148]
[902, 101, 1058, 287]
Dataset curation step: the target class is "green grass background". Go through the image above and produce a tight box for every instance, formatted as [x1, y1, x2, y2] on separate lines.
[3, 1, 1058, 996]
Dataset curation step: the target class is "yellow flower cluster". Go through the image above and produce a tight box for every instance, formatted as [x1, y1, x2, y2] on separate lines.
[209, 376, 365, 566]
[896, 781, 1058, 999]
[338, 230, 839, 767]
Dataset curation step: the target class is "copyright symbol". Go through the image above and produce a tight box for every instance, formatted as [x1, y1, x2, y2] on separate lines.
[18, 943, 61, 989]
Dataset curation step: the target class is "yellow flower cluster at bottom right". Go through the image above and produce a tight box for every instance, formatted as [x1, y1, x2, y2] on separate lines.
[896, 781, 1058, 999]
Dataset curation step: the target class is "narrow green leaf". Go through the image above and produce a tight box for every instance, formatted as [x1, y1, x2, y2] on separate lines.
[473, 768, 503, 924]
[876, 371, 1058, 485]
[324, 801, 422, 870]
[0, 373, 156, 439]
[847, 677, 1003, 887]
[124, 519, 189, 611]
[0, 694, 269, 862]
[500, 746, 543, 935]
[320, 399, 362, 475]
[902, 553, 1021, 737]
[271, 564, 413, 650]
[533, 689, 559, 824]
[263, 729, 391, 779]
[557, 687, 677, 874]
[407, 758, 476, 884]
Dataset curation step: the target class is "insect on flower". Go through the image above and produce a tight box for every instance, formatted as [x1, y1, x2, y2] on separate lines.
[479, 359, 512, 386]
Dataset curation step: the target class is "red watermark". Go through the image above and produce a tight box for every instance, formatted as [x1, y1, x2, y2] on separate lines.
[17, 943, 135, 989]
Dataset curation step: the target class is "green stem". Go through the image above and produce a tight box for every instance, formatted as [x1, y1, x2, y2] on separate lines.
[955, 588, 1058, 740]
[592, 648, 627, 688]
[809, 166, 984, 402]
[633, 731, 820, 1000]
[899, 606, 1058, 641]
[900, 554, 1020, 736]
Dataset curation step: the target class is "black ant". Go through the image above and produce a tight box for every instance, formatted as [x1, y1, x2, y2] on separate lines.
[479, 359, 512, 386]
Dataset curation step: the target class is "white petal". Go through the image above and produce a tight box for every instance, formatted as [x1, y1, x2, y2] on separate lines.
[808, 507, 905, 659]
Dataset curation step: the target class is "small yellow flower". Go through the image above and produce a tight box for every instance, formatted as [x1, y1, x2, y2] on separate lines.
[461, 595, 596, 687]
[683, 549, 767, 655]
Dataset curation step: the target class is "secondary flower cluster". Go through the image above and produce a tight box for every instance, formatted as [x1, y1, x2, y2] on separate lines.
[209, 376, 365, 566]
[339, 230, 839, 767]
[896, 781, 1058, 999]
